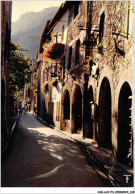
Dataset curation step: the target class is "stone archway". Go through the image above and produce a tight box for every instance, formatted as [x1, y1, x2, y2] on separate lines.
[61, 89, 71, 132]
[84, 86, 94, 138]
[98, 77, 112, 149]
[64, 91, 70, 120]
[117, 82, 133, 166]
[72, 85, 82, 134]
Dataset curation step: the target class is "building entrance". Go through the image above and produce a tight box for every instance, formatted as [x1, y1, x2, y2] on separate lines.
[98, 77, 112, 149]
[84, 86, 94, 138]
[72, 86, 82, 134]
[118, 82, 133, 166]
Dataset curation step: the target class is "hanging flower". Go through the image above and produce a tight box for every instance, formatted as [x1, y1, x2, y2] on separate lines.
[43, 43, 65, 62]
[41, 81, 48, 93]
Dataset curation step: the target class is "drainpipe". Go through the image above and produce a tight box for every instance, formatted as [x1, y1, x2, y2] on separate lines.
[127, 1, 130, 39]
[83, 1, 91, 138]
[82, 92, 85, 137]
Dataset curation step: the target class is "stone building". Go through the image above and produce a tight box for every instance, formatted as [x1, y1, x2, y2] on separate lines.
[17, 89, 24, 108]
[85, 1, 134, 166]
[61, 1, 88, 135]
[37, 21, 50, 121]
[29, 61, 38, 113]
[1, 1, 12, 135]
[37, 2, 70, 128]
[37, 1, 134, 166]
[42, 2, 69, 129]
[21, 61, 38, 113]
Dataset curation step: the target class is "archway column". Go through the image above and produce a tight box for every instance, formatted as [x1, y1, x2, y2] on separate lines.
[82, 93, 84, 137]
[60, 101, 64, 130]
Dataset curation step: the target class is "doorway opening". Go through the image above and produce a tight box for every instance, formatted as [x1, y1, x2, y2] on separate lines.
[98, 77, 112, 149]
[118, 82, 132, 165]
[72, 85, 82, 134]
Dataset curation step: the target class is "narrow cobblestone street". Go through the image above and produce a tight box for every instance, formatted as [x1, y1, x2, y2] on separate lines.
[1, 113, 112, 187]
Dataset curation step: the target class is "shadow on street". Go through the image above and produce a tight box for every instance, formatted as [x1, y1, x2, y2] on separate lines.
[1, 113, 112, 187]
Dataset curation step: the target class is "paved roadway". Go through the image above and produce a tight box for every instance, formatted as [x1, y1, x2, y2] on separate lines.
[1, 113, 112, 187]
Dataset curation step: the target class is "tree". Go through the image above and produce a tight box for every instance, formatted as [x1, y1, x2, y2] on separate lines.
[9, 42, 32, 99]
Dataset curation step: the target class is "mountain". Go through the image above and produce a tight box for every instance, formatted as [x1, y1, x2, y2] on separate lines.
[11, 7, 59, 59]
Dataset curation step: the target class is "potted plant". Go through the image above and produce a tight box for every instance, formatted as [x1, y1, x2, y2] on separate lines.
[43, 43, 64, 62]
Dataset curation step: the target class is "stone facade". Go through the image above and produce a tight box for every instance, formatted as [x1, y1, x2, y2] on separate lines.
[62, 1, 87, 134]
[30, 61, 38, 113]
[36, 21, 50, 122]
[1, 1, 12, 134]
[36, 1, 134, 166]
[60, 1, 134, 166]
[85, 1, 134, 165]
[37, 2, 70, 128]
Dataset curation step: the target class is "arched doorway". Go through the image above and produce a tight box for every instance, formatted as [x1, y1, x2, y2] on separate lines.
[117, 82, 133, 165]
[98, 77, 112, 149]
[61, 89, 71, 132]
[72, 85, 82, 134]
[84, 86, 94, 138]
[64, 91, 70, 120]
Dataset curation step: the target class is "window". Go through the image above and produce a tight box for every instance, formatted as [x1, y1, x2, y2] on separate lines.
[75, 40, 80, 65]
[28, 88, 30, 98]
[51, 64, 57, 77]
[99, 12, 105, 43]
[61, 25, 64, 42]
[68, 46, 72, 70]
[74, 2, 79, 19]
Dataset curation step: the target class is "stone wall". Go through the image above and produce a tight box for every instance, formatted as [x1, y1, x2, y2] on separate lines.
[1, 1, 12, 134]
[62, 1, 88, 134]
[61, 1, 134, 165]
[87, 1, 134, 165]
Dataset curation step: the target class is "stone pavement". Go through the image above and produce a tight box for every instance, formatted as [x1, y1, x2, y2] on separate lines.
[2, 113, 134, 187]
[2, 113, 112, 187]
[37, 116, 134, 187]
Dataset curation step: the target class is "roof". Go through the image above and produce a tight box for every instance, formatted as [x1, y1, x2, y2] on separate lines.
[38, 20, 51, 53]
[47, 1, 70, 34]
[38, 1, 76, 54]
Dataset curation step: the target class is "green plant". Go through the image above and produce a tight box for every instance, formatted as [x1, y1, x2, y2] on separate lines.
[33, 89, 37, 95]
[9, 42, 32, 99]
[41, 81, 48, 93]
[97, 42, 103, 54]
[85, 56, 93, 75]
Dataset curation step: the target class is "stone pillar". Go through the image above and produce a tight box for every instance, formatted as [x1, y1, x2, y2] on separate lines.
[82, 93, 84, 138]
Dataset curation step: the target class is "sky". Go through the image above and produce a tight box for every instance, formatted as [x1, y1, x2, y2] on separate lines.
[12, 1, 64, 22]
